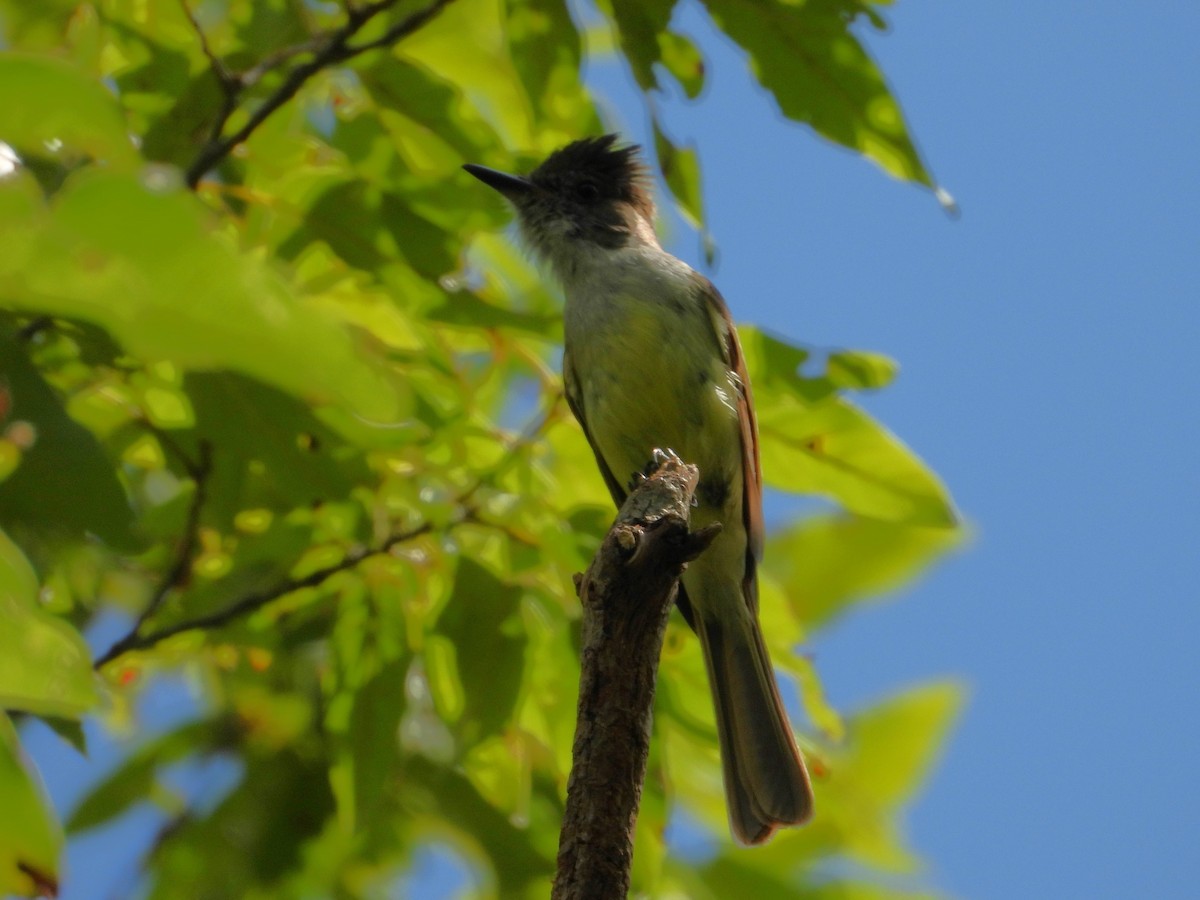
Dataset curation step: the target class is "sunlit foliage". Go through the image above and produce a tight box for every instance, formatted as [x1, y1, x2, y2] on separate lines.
[0, 1, 961, 895]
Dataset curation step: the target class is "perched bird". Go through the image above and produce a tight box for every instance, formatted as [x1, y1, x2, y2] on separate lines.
[464, 135, 813, 844]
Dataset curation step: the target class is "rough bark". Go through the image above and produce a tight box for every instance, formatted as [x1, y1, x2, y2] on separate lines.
[552, 455, 720, 900]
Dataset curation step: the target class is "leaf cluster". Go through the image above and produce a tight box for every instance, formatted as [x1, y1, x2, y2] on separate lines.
[0, 1, 960, 896]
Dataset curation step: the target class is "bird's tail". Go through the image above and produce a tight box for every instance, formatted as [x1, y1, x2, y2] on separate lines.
[694, 587, 813, 844]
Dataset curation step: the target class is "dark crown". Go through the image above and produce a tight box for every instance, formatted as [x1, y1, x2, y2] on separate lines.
[530, 134, 654, 220]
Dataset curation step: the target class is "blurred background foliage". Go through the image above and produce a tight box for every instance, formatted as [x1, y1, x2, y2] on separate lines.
[0, 0, 962, 896]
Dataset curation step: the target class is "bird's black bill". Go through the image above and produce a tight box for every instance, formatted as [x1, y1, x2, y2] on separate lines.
[462, 163, 533, 200]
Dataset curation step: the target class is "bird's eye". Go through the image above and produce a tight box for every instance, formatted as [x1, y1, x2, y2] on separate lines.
[576, 182, 600, 203]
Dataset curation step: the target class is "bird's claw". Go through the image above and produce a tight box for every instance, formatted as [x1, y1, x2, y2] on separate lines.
[627, 448, 682, 491]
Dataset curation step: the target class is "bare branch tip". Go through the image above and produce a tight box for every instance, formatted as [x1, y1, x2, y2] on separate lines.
[682, 521, 723, 560]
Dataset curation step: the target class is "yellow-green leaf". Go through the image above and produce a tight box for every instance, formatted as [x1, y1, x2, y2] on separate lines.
[821, 682, 966, 870]
[0, 328, 139, 549]
[397, 0, 534, 149]
[826, 348, 900, 390]
[653, 117, 705, 229]
[0, 170, 405, 426]
[846, 682, 965, 808]
[704, 0, 934, 187]
[759, 397, 956, 525]
[741, 327, 957, 525]
[0, 530, 98, 718]
[658, 31, 706, 99]
[0, 54, 138, 169]
[0, 713, 62, 898]
[765, 514, 963, 629]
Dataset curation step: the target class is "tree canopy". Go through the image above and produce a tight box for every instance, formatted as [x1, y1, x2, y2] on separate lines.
[0, 1, 963, 896]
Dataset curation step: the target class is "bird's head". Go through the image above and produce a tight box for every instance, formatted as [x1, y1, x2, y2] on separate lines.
[464, 134, 656, 281]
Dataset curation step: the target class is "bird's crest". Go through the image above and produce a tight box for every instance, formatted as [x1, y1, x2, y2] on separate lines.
[531, 134, 654, 221]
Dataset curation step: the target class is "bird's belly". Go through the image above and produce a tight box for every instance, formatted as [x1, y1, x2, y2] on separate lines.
[571, 303, 742, 506]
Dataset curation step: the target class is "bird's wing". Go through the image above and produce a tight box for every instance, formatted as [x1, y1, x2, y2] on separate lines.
[563, 347, 628, 507]
[692, 273, 766, 607]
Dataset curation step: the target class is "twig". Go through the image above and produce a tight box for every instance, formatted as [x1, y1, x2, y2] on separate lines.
[15, 316, 53, 342]
[338, 0, 455, 56]
[93, 519, 435, 668]
[93, 400, 556, 669]
[138, 439, 212, 622]
[178, 0, 242, 147]
[239, 38, 323, 90]
[178, 0, 236, 89]
[552, 455, 720, 900]
[183, 0, 457, 188]
[93, 439, 212, 667]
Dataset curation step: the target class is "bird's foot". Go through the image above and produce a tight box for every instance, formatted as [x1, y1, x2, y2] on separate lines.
[627, 447, 682, 492]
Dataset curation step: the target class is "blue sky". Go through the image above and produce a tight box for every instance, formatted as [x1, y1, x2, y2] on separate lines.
[599, 1, 1199, 896]
[18, 1, 1200, 898]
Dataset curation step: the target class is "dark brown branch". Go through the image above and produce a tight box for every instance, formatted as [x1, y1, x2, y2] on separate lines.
[136, 438, 212, 623]
[239, 38, 324, 90]
[178, 0, 234, 86]
[553, 455, 720, 900]
[92, 438, 213, 668]
[183, 0, 457, 189]
[94, 519, 434, 668]
[178, 0, 242, 147]
[338, 0, 455, 57]
[93, 400, 556, 669]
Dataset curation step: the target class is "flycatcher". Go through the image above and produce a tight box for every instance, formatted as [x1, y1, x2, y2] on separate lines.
[464, 135, 813, 844]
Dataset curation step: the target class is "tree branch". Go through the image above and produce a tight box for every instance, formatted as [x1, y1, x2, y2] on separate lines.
[337, 0, 455, 57]
[91, 437, 213, 668]
[178, 0, 242, 147]
[136, 438, 212, 624]
[93, 519, 434, 668]
[183, 0, 457, 189]
[93, 398, 558, 669]
[552, 454, 720, 900]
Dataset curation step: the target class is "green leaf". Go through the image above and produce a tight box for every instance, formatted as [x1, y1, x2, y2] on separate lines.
[0, 329, 139, 549]
[144, 749, 336, 899]
[435, 560, 528, 741]
[427, 289, 559, 337]
[185, 372, 372, 523]
[507, 0, 598, 137]
[815, 682, 965, 871]
[0, 1, 78, 52]
[0, 170, 406, 426]
[826, 348, 899, 390]
[353, 58, 501, 176]
[682, 852, 810, 898]
[759, 397, 957, 525]
[230, 0, 310, 60]
[38, 717, 87, 756]
[741, 328, 957, 525]
[401, 756, 555, 893]
[67, 720, 214, 833]
[396, 0, 536, 149]
[138, 69, 226, 172]
[846, 682, 964, 809]
[604, 0, 673, 91]
[764, 514, 962, 629]
[653, 117, 705, 229]
[0, 530, 98, 718]
[0, 714, 62, 899]
[658, 31, 706, 99]
[703, 0, 934, 186]
[0, 54, 138, 169]
[339, 657, 408, 831]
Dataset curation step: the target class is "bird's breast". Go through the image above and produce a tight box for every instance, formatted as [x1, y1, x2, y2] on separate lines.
[564, 283, 742, 511]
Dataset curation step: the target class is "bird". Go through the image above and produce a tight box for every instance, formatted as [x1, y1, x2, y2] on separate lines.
[464, 134, 813, 844]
